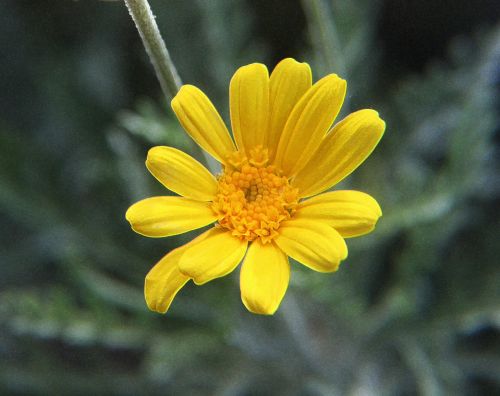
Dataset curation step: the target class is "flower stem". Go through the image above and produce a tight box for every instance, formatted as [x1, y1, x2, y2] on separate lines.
[124, 0, 182, 101]
[124, 0, 215, 171]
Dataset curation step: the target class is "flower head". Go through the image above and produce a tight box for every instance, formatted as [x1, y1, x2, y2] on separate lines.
[126, 58, 385, 315]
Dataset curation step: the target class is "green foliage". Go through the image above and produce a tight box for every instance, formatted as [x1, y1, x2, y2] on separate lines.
[0, 1, 498, 395]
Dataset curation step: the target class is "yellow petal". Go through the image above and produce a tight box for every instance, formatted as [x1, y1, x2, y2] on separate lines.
[295, 190, 382, 238]
[293, 109, 385, 198]
[229, 63, 270, 154]
[144, 245, 191, 314]
[273, 74, 346, 176]
[274, 219, 347, 273]
[125, 197, 217, 237]
[171, 85, 236, 163]
[268, 58, 312, 159]
[146, 146, 217, 201]
[178, 227, 248, 285]
[240, 241, 290, 315]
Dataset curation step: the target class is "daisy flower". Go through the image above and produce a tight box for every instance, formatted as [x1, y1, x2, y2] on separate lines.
[126, 58, 385, 315]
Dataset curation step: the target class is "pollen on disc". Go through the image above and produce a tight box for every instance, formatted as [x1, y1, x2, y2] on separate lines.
[212, 146, 299, 243]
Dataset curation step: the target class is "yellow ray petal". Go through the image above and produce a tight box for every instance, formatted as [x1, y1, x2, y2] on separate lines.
[171, 85, 236, 163]
[268, 58, 312, 159]
[293, 109, 385, 198]
[274, 219, 347, 273]
[295, 190, 382, 238]
[229, 63, 270, 154]
[240, 241, 290, 315]
[273, 74, 346, 176]
[178, 228, 248, 285]
[125, 197, 217, 237]
[146, 146, 218, 201]
[144, 245, 191, 314]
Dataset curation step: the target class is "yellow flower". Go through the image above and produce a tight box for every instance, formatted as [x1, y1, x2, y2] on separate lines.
[126, 58, 385, 315]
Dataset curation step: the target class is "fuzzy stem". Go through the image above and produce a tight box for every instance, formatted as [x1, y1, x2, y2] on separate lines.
[124, 0, 182, 101]
[124, 0, 214, 169]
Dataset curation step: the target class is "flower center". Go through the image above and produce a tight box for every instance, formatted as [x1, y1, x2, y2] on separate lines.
[211, 146, 298, 243]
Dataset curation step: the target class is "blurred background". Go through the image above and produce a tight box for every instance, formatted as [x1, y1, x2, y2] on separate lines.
[1, 0, 499, 395]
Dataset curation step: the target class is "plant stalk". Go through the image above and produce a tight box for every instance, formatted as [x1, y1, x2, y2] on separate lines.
[124, 0, 182, 101]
